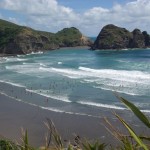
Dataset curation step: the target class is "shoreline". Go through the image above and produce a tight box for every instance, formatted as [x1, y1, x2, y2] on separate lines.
[59, 46, 90, 50]
[0, 90, 149, 148]
[0, 92, 115, 147]
[0, 47, 150, 148]
[1, 46, 150, 58]
[0, 46, 90, 58]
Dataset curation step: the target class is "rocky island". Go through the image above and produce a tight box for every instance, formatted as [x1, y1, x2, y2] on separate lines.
[0, 19, 92, 55]
[91, 24, 150, 50]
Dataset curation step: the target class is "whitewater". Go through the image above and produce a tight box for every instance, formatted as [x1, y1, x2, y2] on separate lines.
[0, 48, 150, 117]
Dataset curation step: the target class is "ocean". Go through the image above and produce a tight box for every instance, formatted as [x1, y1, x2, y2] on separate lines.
[0, 48, 150, 119]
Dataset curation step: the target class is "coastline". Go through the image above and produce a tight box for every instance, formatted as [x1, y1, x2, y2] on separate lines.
[0, 47, 150, 148]
[59, 46, 90, 50]
[1, 46, 150, 58]
[0, 92, 115, 147]
[0, 89, 149, 148]
[0, 53, 18, 57]
[0, 46, 90, 57]
[93, 47, 150, 51]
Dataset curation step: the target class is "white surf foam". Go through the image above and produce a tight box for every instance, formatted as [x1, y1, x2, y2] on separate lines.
[26, 51, 43, 55]
[39, 63, 46, 67]
[141, 110, 150, 113]
[93, 86, 140, 96]
[39, 66, 150, 96]
[6, 64, 45, 78]
[0, 80, 25, 88]
[41, 107, 65, 113]
[22, 62, 46, 67]
[116, 59, 130, 63]
[79, 67, 150, 80]
[41, 106, 98, 117]
[17, 58, 28, 61]
[6, 65, 36, 72]
[77, 101, 126, 110]
[17, 55, 25, 57]
[26, 89, 71, 103]
[0, 91, 98, 117]
[5, 58, 28, 62]
[40, 66, 150, 83]
[122, 48, 129, 51]
[39, 67, 83, 78]
[0, 91, 63, 113]
[58, 62, 62, 65]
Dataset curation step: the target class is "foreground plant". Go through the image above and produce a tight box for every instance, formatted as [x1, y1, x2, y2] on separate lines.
[0, 139, 19, 150]
[105, 95, 150, 149]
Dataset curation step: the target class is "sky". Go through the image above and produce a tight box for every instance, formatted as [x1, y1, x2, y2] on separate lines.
[0, 0, 150, 36]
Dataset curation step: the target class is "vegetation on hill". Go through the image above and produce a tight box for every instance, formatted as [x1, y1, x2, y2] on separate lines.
[0, 19, 92, 55]
[56, 27, 83, 47]
[0, 96, 149, 150]
[0, 20, 22, 48]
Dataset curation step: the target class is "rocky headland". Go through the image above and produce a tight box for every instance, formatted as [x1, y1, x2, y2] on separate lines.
[91, 24, 150, 50]
[0, 19, 92, 55]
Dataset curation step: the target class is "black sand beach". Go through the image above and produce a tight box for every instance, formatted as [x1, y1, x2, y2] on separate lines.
[0, 84, 149, 148]
[0, 94, 149, 147]
[0, 92, 113, 147]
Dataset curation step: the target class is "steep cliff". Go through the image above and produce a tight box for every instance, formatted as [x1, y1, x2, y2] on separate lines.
[142, 31, 150, 47]
[92, 24, 132, 50]
[0, 19, 92, 55]
[129, 29, 145, 48]
[92, 24, 150, 50]
[56, 27, 92, 47]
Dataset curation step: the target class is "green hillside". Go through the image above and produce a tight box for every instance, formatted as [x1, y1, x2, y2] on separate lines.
[0, 19, 92, 55]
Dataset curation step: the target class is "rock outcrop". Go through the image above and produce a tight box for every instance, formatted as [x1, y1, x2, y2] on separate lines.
[142, 31, 150, 47]
[0, 19, 92, 55]
[91, 24, 150, 50]
[129, 29, 145, 48]
[56, 27, 92, 47]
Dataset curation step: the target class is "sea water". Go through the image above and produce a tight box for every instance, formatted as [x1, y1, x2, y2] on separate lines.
[0, 48, 150, 118]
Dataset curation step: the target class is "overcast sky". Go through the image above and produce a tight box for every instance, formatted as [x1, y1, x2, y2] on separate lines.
[0, 0, 150, 36]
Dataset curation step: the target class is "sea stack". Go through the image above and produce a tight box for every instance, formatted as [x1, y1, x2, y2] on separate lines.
[91, 24, 150, 50]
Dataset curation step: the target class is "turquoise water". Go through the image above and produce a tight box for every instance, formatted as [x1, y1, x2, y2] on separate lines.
[0, 48, 150, 117]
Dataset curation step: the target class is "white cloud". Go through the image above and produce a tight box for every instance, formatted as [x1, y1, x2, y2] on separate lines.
[0, 0, 150, 36]
[8, 17, 18, 24]
[81, 0, 150, 35]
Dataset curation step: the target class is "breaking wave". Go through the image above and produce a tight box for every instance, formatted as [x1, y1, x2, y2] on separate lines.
[26, 89, 71, 103]
[77, 101, 126, 110]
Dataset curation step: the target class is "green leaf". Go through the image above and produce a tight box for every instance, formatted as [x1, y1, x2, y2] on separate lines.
[115, 114, 149, 150]
[67, 144, 74, 150]
[121, 137, 134, 150]
[117, 96, 150, 128]
[24, 130, 29, 150]
[82, 140, 106, 150]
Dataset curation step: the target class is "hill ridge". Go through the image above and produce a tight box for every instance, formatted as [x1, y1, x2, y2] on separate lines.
[91, 24, 150, 50]
[0, 19, 92, 55]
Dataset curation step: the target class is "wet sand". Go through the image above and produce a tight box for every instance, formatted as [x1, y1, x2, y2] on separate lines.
[0, 92, 117, 148]
[0, 86, 149, 148]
